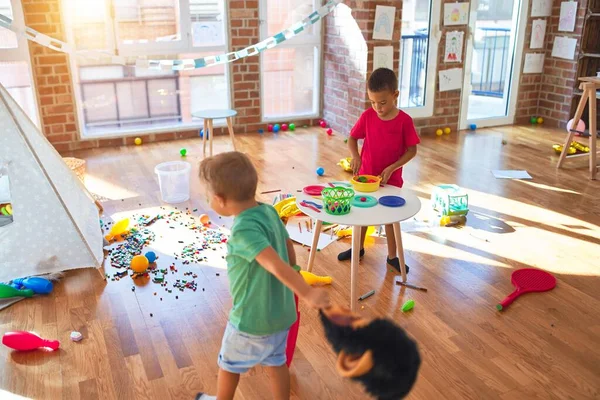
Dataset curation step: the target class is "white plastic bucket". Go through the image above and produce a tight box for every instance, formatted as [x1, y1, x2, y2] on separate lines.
[154, 161, 191, 204]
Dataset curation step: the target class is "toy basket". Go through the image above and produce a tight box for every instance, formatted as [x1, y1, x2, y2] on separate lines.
[350, 175, 381, 193]
[322, 187, 355, 215]
[63, 157, 86, 182]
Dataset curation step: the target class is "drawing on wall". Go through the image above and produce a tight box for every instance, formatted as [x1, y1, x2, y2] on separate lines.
[192, 21, 224, 47]
[443, 2, 469, 26]
[439, 68, 463, 92]
[531, 0, 553, 17]
[523, 53, 545, 74]
[558, 1, 577, 32]
[373, 5, 396, 41]
[444, 31, 464, 63]
[551, 36, 578, 60]
[373, 46, 394, 70]
[530, 19, 547, 49]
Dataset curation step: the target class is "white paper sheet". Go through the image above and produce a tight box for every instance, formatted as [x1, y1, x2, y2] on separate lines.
[373, 46, 394, 70]
[445, 31, 464, 63]
[532, 0, 553, 17]
[530, 19, 547, 49]
[523, 53, 545, 74]
[439, 68, 464, 91]
[559, 1, 577, 32]
[492, 170, 533, 179]
[286, 216, 339, 250]
[551, 36, 578, 60]
[373, 6, 396, 41]
[444, 2, 470, 26]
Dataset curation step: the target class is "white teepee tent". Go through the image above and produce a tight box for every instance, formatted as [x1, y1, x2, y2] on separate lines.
[0, 83, 103, 282]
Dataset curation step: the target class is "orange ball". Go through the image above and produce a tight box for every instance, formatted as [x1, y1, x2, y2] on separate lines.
[200, 214, 210, 225]
[131, 255, 149, 273]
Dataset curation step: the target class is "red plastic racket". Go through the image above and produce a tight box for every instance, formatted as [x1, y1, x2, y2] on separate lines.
[497, 268, 556, 311]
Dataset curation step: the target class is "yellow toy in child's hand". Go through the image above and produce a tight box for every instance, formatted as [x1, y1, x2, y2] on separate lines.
[300, 270, 333, 286]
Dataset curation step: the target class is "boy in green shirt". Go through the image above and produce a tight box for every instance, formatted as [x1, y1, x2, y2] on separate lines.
[196, 152, 330, 400]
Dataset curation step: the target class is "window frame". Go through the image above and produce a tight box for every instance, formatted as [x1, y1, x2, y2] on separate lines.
[398, 0, 442, 119]
[258, 0, 322, 122]
[62, 0, 232, 139]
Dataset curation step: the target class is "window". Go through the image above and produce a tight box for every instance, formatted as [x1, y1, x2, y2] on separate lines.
[63, 0, 230, 137]
[398, 0, 441, 118]
[260, 0, 321, 121]
[0, 0, 39, 126]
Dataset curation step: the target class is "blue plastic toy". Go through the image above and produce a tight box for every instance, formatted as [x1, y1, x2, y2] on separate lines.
[273, 125, 280, 133]
[316, 167, 325, 176]
[469, 124, 477, 131]
[145, 251, 157, 263]
[11, 277, 53, 295]
[199, 129, 209, 139]
[258, 128, 264, 134]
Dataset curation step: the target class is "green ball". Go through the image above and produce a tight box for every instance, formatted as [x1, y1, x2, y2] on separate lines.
[180, 148, 187, 157]
[530, 117, 538, 124]
[289, 123, 296, 131]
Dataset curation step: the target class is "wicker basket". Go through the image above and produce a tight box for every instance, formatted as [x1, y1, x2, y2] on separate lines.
[63, 157, 86, 182]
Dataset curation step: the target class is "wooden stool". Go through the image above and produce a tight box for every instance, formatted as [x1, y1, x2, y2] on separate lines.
[557, 77, 599, 180]
[191, 109, 238, 157]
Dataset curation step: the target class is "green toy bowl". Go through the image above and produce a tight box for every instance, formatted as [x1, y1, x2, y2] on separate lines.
[322, 187, 355, 215]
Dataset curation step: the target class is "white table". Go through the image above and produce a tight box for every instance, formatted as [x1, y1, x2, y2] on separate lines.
[191, 109, 238, 157]
[296, 184, 421, 311]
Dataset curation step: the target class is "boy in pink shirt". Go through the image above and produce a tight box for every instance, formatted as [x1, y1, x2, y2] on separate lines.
[338, 68, 420, 273]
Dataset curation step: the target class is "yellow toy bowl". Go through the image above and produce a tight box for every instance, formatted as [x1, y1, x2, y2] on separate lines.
[350, 175, 381, 193]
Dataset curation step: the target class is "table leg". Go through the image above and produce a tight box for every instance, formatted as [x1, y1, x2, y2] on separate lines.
[226, 116, 236, 151]
[393, 222, 407, 283]
[558, 84, 588, 169]
[208, 119, 214, 156]
[589, 88, 597, 180]
[202, 119, 208, 156]
[306, 219, 322, 272]
[350, 225, 361, 312]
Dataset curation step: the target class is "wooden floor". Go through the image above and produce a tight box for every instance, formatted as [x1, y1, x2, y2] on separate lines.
[1, 125, 599, 400]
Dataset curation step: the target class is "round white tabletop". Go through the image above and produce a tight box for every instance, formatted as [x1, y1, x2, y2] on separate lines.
[296, 183, 421, 226]
[192, 109, 238, 119]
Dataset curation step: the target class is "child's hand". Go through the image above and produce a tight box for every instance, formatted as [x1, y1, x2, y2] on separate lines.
[381, 166, 395, 184]
[304, 287, 331, 309]
[351, 158, 362, 175]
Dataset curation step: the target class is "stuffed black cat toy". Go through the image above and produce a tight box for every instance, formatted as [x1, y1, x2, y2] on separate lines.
[320, 306, 421, 400]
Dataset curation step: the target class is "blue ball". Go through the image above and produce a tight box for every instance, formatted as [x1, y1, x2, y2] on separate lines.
[316, 167, 325, 176]
[469, 124, 477, 131]
[273, 125, 280, 133]
[258, 128, 264, 134]
[145, 251, 157, 263]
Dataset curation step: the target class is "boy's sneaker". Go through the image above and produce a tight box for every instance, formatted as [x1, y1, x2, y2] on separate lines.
[196, 394, 216, 400]
[337, 248, 365, 261]
[387, 257, 410, 274]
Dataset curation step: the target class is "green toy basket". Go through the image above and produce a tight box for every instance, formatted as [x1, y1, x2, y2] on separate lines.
[322, 187, 355, 215]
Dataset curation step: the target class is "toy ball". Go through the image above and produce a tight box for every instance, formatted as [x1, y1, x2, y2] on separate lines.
[316, 167, 325, 176]
[436, 129, 444, 136]
[258, 128, 264, 134]
[180, 148, 187, 157]
[469, 124, 477, 131]
[537, 117, 544, 124]
[130, 255, 149, 273]
[319, 120, 327, 128]
[567, 119, 585, 133]
[282, 124, 288, 131]
[530, 116, 538, 124]
[144, 251, 157, 263]
[267, 124, 273, 132]
[273, 125, 280, 133]
[289, 123, 296, 131]
[199, 214, 210, 225]
[134, 137, 142, 145]
[326, 128, 333, 136]
[274, 124, 280, 130]
[199, 129, 209, 139]
[444, 127, 451, 135]
[502, 140, 508, 145]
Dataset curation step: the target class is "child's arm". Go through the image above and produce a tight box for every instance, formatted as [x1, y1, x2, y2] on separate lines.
[256, 246, 330, 309]
[381, 145, 417, 184]
[348, 136, 362, 175]
[286, 238, 297, 267]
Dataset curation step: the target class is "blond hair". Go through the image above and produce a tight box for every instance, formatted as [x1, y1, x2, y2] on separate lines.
[199, 151, 258, 201]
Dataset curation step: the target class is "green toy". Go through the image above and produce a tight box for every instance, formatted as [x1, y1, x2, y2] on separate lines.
[401, 299, 415, 312]
[180, 148, 187, 157]
[431, 184, 469, 217]
[0, 284, 34, 298]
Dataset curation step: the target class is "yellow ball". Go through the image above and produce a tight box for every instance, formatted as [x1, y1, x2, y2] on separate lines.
[537, 117, 544, 124]
[444, 127, 451, 135]
[130, 255, 149, 273]
[134, 137, 142, 145]
[440, 216, 452, 226]
[436, 129, 444, 136]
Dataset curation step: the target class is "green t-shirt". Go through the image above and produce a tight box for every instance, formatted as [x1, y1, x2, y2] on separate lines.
[226, 203, 297, 335]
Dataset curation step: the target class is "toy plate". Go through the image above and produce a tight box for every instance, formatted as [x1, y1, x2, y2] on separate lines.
[303, 185, 326, 196]
[379, 196, 406, 207]
[351, 195, 378, 208]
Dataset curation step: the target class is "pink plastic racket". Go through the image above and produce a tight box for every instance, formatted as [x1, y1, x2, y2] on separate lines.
[497, 268, 556, 311]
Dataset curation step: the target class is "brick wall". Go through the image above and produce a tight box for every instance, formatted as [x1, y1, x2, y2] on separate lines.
[323, 0, 470, 136]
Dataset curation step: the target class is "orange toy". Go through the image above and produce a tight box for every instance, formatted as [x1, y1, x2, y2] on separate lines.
[130, 255, 149, 273]
[199, 214, 210, 225]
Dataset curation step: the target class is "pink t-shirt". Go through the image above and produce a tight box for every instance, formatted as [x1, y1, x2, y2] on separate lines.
[350, 108, 420, 188]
